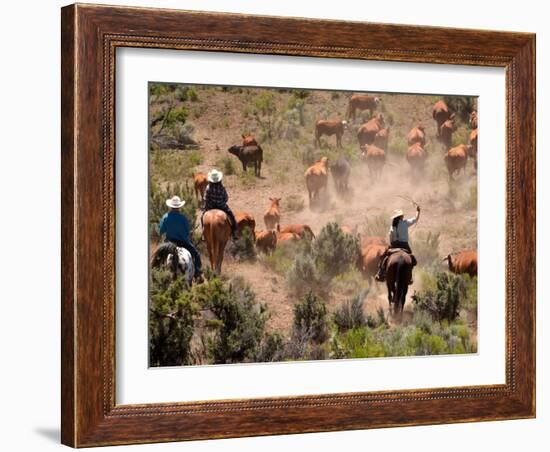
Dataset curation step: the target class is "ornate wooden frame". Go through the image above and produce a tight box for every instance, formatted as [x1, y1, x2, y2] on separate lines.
[61, 3, 536, 447]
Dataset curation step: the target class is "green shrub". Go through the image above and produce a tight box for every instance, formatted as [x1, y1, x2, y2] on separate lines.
[412, 272, 465, 323]
[194, 277, 269, 364]
[313, 222, 360, 281]
[217, 155, 236, 176]
[293, 291, 329, 343]
[228, 228, 257, 262]
[443, 96, 476, 122]
[287, 250, 322, 296]
[333, 294, 366, 333]
[149, 269, 200, 366]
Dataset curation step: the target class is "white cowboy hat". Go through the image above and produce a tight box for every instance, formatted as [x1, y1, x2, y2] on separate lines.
[391, 209, 404, 220]
[166, 195, 186, 209]
[207, 169, 223, 183]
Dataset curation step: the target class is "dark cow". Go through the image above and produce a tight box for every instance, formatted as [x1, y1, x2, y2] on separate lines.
[330, 156, 351, 194]
[315, 119, 347, 148]
[357, 114, 385, 146]
[228, 144, 263, 177]
[347, 94, 381, 120]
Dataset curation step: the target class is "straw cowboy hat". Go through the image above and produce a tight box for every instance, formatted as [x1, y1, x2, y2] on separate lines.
[166, 195, 186, 209]
[391, 209, 404, 220]
[207, 169, 223, 183]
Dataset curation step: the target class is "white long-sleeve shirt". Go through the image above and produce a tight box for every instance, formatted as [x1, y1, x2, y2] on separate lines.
[389, 217, 417, 243]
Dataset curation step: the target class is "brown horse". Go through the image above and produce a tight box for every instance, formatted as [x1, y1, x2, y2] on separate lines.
[385, 250, 414, 315]
[203, 209, 231, 274]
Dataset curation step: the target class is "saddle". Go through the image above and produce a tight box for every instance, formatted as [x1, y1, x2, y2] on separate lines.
[386, 247, 417, 266]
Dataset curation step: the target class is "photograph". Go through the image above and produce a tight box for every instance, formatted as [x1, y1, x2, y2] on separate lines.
[148, 83, 479, 367]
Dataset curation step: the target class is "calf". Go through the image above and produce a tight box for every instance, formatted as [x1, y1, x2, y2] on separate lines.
[192, 172, 208, 202]
[444, 250, 478, 277]
[227, 144, 263, 177]
[347, 94, 381, 120]
[263, 197, 282, 230]
[357, 114, 385, 146]
[255, 230, 277, 254]
[280, 224, 315, 240]
[276, 225, 301, 245]
[330, 156, 351, 194]
[315, 119, 347, 148]
[444, 144, 472, 179]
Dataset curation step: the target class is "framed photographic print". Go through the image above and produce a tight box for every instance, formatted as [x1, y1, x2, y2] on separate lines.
[61, 3, 536, 447]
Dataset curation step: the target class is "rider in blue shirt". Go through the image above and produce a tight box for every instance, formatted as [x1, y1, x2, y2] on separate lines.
[159, 195, 203, 279]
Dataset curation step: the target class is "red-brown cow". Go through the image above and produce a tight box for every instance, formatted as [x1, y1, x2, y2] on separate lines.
[242, 134, 258, 146]
[439, 115, 456, 150]
[406, 143, 427, 176]
[443, 249, 478, 277]
[374, 126, 390, 150]
[235, 212, 256, 237]
[347, 94, 381, 120]
[361, 144, 386, 180]
[280, 224, 315, 240]
[407, 125, 426, 147]
[305, 156, 329, 206]
[315, 119, 348, 148]
[468, 128, 478, 171]
[359, 243, 387, 285]
[357, 114, 385, 146]
[192, 172, 208, 202]
[469, 111, 478, 130]
[444, 144, 472, 179]
[432, 100, 451, 135]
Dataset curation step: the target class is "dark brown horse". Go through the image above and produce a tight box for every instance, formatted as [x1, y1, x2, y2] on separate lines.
[385, 250, 414, 315]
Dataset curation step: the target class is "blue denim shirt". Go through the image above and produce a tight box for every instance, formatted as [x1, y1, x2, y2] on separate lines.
[159, 210, 191, 243]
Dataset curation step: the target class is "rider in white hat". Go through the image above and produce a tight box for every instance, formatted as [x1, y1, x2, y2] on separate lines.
[159, 195, 203, 279]
[375, 205, 421, 283]
[202, 169, 238, 239]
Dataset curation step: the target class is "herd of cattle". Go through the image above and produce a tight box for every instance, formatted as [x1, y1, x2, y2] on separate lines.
[189, 95, 478, 291]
